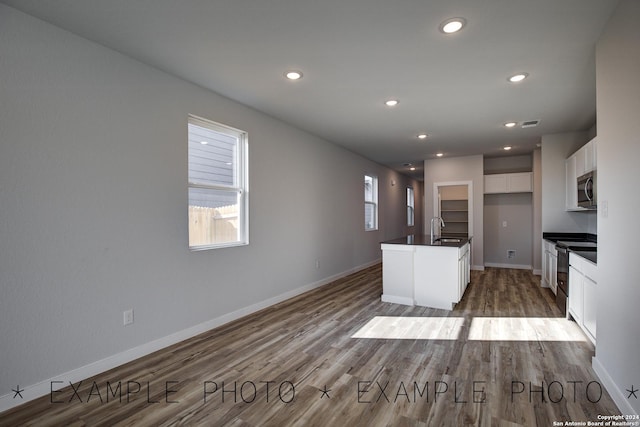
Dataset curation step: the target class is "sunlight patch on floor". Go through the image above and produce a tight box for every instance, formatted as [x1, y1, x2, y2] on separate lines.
[467, 317, 588, 342]
[351, 316, 588, 342]
[351, 316, 464, 340]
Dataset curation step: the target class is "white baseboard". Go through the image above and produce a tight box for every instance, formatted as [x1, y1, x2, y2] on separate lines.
[592, 356, 638, 416]
[484, 262, 533, 270]
[471, 265, 485, 271]
[0, 258, 381, 414]
[532, 269, 542, 276]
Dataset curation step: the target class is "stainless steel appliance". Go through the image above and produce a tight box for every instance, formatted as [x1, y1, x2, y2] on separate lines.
[577, 171, 596, 209]
[555, 240, 597, 315]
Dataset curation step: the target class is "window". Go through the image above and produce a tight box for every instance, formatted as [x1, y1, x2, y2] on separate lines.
[188, 115, 248, 249]
[407, 187, 415, 226]
[364, 174, 378, 231]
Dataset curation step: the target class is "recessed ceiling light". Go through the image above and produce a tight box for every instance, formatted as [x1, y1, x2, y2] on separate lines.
[436, 153, 444, 157]
[410, 167, 416, 171]
[200, 141, 208, 145]
[508, 73, 529, 83]
[385, 99, 399, 107]
[417, 133, 429, 140]
[504, 122, 517, 128]
[439, 18, 466, 34]
[284, 70, 303, 80]
[503, 146, 512, 151]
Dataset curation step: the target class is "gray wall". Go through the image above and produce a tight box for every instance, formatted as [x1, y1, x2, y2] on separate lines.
[0, 4, 421, 399]
[483, 155, 534, 269]
[594, 0, 640, 414]
[484, 155, 532, 174]
[424, 155, 484, 269]
[483, 193, 533, 268]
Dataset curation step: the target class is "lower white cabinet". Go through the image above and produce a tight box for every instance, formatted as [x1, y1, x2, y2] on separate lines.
[568, 266, 583, 324]
[582, 274, 597, 339]
[541, 239, 557, 293]
[458, 242, 471, 300]
[381, 241, 471, 311]
[568, 253, 597, 344]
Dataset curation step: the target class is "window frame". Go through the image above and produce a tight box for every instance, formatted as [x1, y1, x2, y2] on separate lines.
[188, 114, 249, 250]
[407, 186, 415, 227]
[364, 174, 378, 231]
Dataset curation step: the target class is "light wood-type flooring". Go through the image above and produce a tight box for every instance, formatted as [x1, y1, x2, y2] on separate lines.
[1, 266, 620, 426]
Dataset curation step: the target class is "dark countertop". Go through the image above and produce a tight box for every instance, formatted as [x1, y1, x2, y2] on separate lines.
[543, 232, 597, 265]
[381, 234, 470, 248]
[571, 250, 597, 265]
[542, 232, 597, 243]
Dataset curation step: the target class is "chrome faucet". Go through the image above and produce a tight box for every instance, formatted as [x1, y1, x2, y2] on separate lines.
[430, 217, 446, 244]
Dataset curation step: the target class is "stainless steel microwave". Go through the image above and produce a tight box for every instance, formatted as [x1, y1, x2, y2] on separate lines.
[577, 171, 596, 209]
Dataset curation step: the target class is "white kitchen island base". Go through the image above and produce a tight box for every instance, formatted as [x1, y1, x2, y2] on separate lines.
[381, 235, 470, 311]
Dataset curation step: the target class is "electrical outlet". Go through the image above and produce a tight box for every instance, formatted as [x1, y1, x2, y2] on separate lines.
[123, 309, 134, 326]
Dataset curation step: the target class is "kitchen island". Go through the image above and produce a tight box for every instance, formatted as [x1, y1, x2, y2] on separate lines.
[380, 235, 471, 311]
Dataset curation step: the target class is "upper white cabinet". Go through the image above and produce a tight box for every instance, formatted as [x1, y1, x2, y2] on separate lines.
[566, 137, 597, 211]
[575, 137, 597, 177]
[484, 172, 532, 194]
[565, 155, 578, 210]
[584, 138, 597, 174]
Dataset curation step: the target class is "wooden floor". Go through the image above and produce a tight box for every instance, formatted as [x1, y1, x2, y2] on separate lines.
[1, 266, 619, 426]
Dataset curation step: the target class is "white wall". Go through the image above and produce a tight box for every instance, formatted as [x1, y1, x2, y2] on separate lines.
[424, 155, 484, 269]
[0, 4, 421, 409]
[541, 131, 597, 233]
[593, 0, 640, 415]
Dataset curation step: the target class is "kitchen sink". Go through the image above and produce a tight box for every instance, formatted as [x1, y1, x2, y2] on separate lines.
[436, 238, 462, 243]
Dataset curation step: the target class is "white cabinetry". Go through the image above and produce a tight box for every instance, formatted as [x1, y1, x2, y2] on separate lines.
[584, 138, 597, 174]
[382, 241, 471, 311]
[565, 156, 578, 210]
[484, 172, 533, 194]
[458, 242, 471, 300]
[568, 265, 583, 324]
[566, 137, 597, 211]
[541, 239, 557, 293]
[568, 252, 597, 344]
[583, 275, 597, 339]
[575, 145, 586, 178]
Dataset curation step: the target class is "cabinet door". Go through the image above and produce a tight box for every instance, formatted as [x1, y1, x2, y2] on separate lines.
[550, 254, 558, 294]
[484, 174, 507, 194]
[568, 266, 583, 323]
[507, 172, 533, 193]
[575, 145, 586, 177]
[465, 250, 470, 285]
[583, 276, 597, 340]
[585, 139, 597, 173]
[565, 155, 578, 210]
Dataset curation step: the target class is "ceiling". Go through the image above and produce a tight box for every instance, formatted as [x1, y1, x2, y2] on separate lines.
[1, 0, 619, 179]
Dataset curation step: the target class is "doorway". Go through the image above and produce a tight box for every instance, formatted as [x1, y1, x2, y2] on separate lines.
[433, 181, 473, 239]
